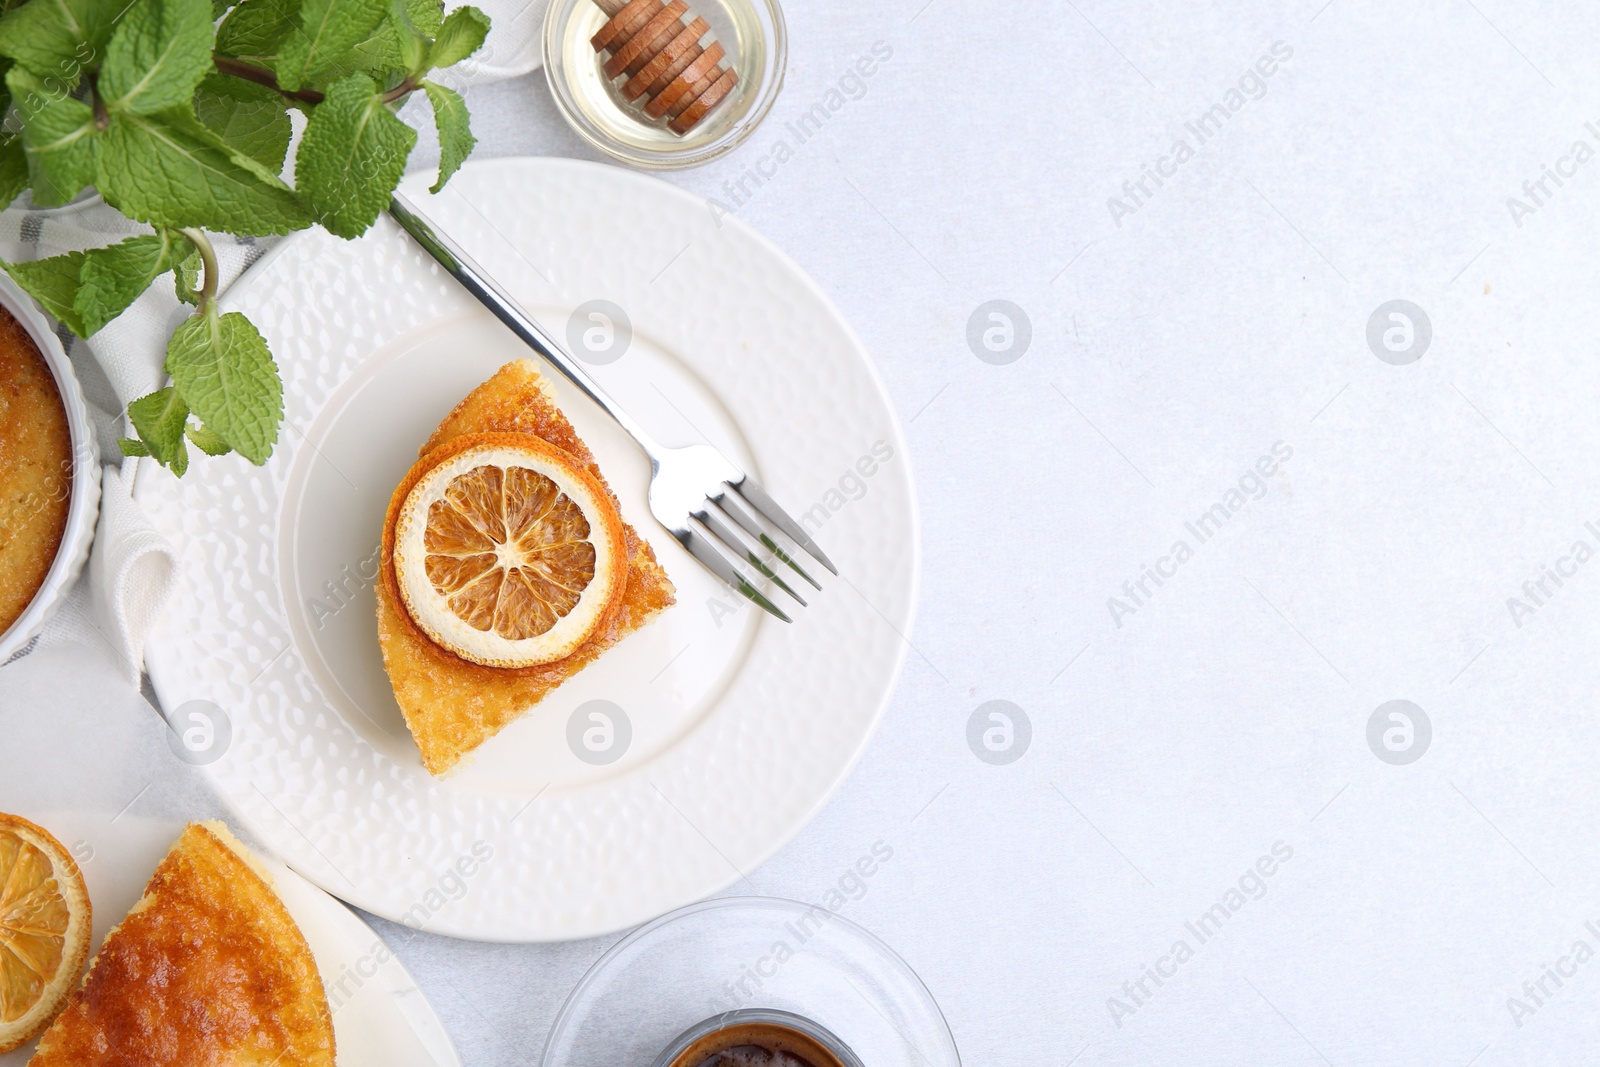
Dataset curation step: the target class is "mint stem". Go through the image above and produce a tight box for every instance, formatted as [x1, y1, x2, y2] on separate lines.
[381, 78, 420, 105]
[178, 229, 219, 305]
[88, 72, 109, 130]
[212, 54, 326, 105]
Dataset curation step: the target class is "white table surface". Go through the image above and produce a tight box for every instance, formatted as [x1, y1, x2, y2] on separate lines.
[21, 2, 1600, 1064]
[389, 3, 1600, 1064]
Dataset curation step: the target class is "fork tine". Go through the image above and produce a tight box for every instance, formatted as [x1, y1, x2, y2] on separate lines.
[676, 525, 792, 623]
[729, 477, 839, 575]
[697, 503, 807, 607]
[715, 491, 822, 591]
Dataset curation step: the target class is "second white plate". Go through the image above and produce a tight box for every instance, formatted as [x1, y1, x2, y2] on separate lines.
[0, 645, 458, 1067]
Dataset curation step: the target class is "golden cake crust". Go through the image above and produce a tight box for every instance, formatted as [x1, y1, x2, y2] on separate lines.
[0, 306, 70, 639]
[378, 359, 676, 776]
[28, 822, 334, 1067]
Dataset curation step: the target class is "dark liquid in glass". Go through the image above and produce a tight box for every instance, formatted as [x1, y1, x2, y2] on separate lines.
[669, 1021, 849, 1067]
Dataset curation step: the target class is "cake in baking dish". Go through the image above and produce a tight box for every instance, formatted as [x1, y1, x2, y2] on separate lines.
[0, 305, 70, 639]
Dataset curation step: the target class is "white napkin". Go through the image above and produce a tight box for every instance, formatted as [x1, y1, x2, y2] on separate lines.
[0, 4, 546, 683]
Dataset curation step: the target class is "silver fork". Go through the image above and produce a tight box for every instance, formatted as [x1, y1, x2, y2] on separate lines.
[388, 193, 836, 622]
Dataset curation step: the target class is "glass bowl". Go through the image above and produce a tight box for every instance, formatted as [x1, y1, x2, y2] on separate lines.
[543, 0, 786, 170]
[540, 897, 961, 1067]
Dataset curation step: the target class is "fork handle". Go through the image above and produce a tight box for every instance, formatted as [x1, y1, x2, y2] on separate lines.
[388, 192, 666, 459]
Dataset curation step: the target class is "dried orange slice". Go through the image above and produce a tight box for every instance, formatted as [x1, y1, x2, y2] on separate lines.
[387, 432, 628, 669]
[0, 813, 91, 1054]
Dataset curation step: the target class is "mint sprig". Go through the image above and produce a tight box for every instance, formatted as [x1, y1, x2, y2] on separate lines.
[0, 0, 489, 474]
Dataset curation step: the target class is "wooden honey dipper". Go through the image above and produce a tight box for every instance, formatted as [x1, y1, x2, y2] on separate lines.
[590, 0, 739, 135]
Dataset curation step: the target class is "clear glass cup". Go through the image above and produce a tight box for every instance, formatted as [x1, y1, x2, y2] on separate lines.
[540, 897, 961, 1067]
[543, 0, 786, 170]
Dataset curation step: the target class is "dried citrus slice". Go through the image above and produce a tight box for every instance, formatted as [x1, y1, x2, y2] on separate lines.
[0, 813, 91, 1054]
[387, 432, 628, 669]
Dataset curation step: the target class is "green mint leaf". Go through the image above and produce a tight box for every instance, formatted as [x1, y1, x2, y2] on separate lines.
[75, 231, 195, 335]
[312, 28, 400, 83]
[7, 67, 98, 206]
[215, 0, 299, 59]
[194, 72, 291, 171]
[196, 70, 278, 102]
[127, 385, 190, 474]
[185, 421, 233, 455]
[117, 436, 152, 456]
[311, 33, 395, 82]
[173, 247, 202, 303]
[99, 0, 214, 114]
[165, 304, 281, 464]
[425, 5, 486, 70]
[312, 0, 438, 84]
[2, 250, 87, 334]
[211, 0, 236, 17]
[275, 0, 387, 91]
[4, 234, 195, 338]
[0, 135, 28, 209]
[0, 0, 112, 79]
[98, 108, 311, 235]
[294, 72, 414, 238]
[391, 0, 422, 72]
[421, 80, 471, 193]
[405, 0, 441, 38]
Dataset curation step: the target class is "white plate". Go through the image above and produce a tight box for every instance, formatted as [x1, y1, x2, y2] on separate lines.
[0, 645, 459, 1067]
[136, 157, 918, 941]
